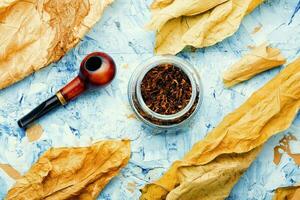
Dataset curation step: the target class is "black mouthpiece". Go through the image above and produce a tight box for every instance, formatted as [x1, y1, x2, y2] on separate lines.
[18, 95, 62, 129]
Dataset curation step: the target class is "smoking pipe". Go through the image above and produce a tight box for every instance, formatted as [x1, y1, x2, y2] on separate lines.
[18, 52, 116, 129]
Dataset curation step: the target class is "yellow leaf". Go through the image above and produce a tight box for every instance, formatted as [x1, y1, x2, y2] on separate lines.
[273, 185, 300, 200]
[140, 58, 300, 200]
[0, 164, 21, 180]
[6, 140, 131, 200]
[147, 0, 228, 31]
[151, 0, 265, 55]
[0, 0, 113, 89]
[223, 43, 286, 87]
[26, 124, 43, 142]
[151, 0, 174, 9]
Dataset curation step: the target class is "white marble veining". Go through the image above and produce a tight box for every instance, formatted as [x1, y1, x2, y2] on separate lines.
[0, 0, 300, 199]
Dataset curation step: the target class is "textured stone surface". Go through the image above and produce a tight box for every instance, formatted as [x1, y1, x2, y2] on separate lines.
[0, 0, 300, 199]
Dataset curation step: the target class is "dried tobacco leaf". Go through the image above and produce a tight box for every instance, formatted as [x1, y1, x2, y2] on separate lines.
[147, 0, 228, 31]
[247, 0, 265, 14]
[273, 185, 300, 200]
[0, 164, 21, 180]
[0, 0, 113, 90]
[163, 147, 262, 200]
[273, 134, 300, 166]
[140, 58, 300, 200]
[6, 140, 130, 200]
[26, 124, 43, 142]
[252, 24, 262, 34]
[151, 0, 174, 9]
[151, 0, 265, 55]
[223, 43, 286, 87]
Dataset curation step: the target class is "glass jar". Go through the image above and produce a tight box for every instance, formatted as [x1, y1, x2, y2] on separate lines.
[128, 55, 203, 129]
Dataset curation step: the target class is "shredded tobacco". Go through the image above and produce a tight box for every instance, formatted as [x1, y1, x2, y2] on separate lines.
[141, 64, 192, 115]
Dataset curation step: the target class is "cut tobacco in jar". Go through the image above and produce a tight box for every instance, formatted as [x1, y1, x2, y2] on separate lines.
[141, 64, 192, 115]
[128, 55, 203, 128]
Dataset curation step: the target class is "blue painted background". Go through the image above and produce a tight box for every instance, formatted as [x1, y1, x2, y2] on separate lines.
[0, 0, 300, 199]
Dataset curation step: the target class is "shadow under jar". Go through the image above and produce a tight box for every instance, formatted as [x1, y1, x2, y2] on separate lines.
[128, 55, 203, 129]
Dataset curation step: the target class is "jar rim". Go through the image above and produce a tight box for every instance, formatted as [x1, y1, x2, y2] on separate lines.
[135, 56, 198, 121]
